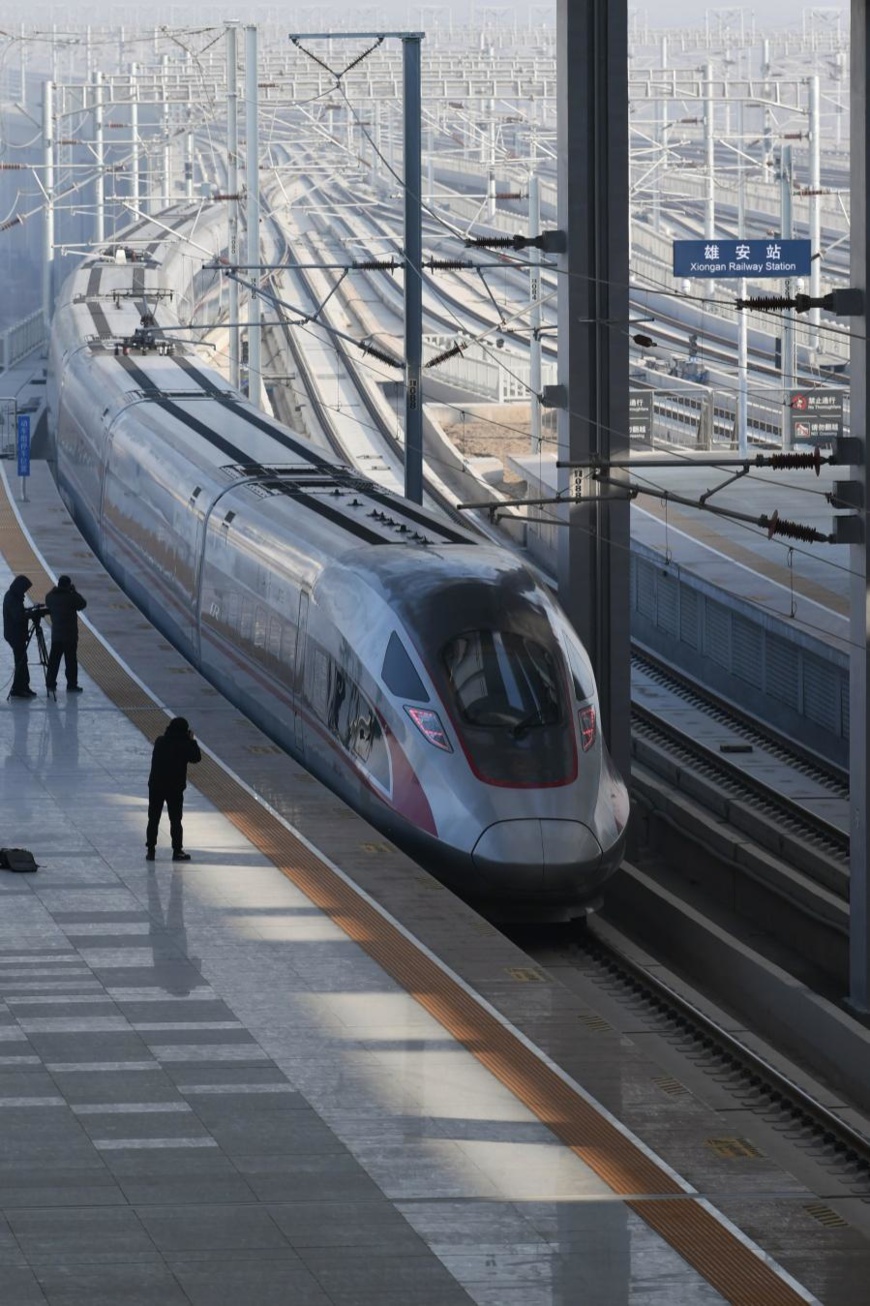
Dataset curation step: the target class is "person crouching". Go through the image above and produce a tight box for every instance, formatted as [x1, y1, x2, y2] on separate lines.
[146, 717, 202, 862]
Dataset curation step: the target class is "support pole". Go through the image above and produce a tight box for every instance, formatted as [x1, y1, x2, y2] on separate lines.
[528, 171, 542, 453]
[130, 64, 140, 211]
[704, 61, 715, 238]
[245, 24, 261, 407]
[653, 35, 668, 233]
[737, 279, 748, 455]
[185, 89, 194, 201]
[780, 143, 796, 443]
[42, 80, 54, 328]
[556, 1, 630, 782]
[403, 34, 423, 503]
[849, 0, 870, 1010]
[808, 73, 822, 352]
[19, 23, 26, 105]
[762, 38, 773, 180]
[161, 55, 171, 207]
[226, 22, 240, 391]
[736, 97, 747, 456]
[93, 70, 105, 245]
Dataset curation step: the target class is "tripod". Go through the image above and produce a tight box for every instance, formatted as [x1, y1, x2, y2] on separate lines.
[26, 612, 54, 699]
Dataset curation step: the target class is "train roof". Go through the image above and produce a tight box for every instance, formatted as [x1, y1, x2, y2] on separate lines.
[54, 242, 481, 556]
[221, 463, 479, 550]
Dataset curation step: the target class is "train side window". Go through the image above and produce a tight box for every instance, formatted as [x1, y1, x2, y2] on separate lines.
[353, 704, 390, 790]
[323, 663, 391, 791]
[267, 616, 282, 662]
[281, 622, 298, 668]
[309, 648, 330, 720]
[253, 604, 267, 650]
[227, 592, 240, 638]
[382, 631, 429, 702]
[240, 597, 253, 643]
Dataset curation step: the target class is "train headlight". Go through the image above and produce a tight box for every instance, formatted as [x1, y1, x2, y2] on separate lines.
[405, 706, 453, 752]
[579, 705, 596, 752]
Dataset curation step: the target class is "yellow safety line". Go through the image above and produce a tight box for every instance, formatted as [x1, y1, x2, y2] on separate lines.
[0, 477, 811, 1306]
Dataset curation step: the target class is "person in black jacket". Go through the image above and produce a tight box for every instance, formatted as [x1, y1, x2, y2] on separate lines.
[146, 717, 202, 862]
[44, 575, 87, 693]
[3, 574, 36, 699]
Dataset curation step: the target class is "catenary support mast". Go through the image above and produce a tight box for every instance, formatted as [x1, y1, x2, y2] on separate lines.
[555, 1, 630, 781]
[849, 0, 870, 1010]
[245, 24, 261, 406]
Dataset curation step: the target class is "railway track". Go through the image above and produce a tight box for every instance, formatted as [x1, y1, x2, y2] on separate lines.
[515, 915, 870, 1207]
[630, 643, 849, 901]
[632, 647, 848, 868]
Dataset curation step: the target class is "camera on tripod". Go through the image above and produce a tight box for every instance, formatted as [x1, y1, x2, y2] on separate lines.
[27, 604, 48, 625]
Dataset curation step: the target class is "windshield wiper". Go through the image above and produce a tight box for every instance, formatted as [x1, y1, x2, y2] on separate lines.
[512, 706, 546, 739]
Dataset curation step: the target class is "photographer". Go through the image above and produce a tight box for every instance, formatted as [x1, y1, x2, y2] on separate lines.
[44, 575, 87, 694]
[146, 717, 201, 862]
[3, 575, 36, 699]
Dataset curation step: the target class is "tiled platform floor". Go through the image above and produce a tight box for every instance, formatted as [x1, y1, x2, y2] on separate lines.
[0, 556, 740, 1304]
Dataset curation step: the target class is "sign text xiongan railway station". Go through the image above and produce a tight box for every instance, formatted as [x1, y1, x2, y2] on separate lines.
[673, 239, 812, 279]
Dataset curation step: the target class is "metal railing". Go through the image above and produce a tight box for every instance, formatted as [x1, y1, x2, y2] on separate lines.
[0, 311, 46, 373]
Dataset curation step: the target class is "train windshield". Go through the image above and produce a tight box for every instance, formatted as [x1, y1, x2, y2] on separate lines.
[441, 630, 575, 785]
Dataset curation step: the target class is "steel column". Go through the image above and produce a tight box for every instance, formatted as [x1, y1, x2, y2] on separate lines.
[556, 0, 631, 782]
[849, 0, 870, 1010]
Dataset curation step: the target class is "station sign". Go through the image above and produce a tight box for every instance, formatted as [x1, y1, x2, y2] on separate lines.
[16, 414, 30, 478]
[629, 390, 653, 445]
[789, 390, 844, 446]
[673, 239, 812, 279]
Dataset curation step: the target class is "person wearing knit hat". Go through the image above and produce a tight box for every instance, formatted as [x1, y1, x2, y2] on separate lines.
[44, 574, 87, 694]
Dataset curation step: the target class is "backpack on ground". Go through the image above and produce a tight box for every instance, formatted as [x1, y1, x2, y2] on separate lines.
[0, 848, 39, 872]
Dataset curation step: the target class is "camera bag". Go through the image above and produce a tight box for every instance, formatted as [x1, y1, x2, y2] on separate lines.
[0, 848, 38, 873]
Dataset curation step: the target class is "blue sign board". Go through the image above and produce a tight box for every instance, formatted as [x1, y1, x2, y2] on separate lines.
[673, 239, 812, 279]
[16, 415, 30, 478]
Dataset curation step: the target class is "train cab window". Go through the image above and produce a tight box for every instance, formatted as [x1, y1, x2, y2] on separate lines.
[441, 630, 573, 785]
[382, 632, 429, 702]
[443, 631, 560, 731]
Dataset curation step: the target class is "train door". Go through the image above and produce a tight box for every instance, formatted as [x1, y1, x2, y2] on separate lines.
[293, 592, 309, 756]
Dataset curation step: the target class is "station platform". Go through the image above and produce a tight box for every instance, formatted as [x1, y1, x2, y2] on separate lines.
[628, 449, 850, 639]
[0, 461, 860, 1305]
[510, 447, 850, 646]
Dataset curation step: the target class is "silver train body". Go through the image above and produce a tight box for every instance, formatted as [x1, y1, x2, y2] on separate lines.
[49, 212, 629, 919]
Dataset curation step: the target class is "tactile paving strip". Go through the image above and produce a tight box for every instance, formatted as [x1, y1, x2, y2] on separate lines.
[0, 474, 810, 1306]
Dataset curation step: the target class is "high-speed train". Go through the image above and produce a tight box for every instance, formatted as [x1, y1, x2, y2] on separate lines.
[48, 206, 629, 919]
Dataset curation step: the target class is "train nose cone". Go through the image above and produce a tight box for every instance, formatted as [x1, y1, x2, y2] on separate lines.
[471, 819, 603, 892]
